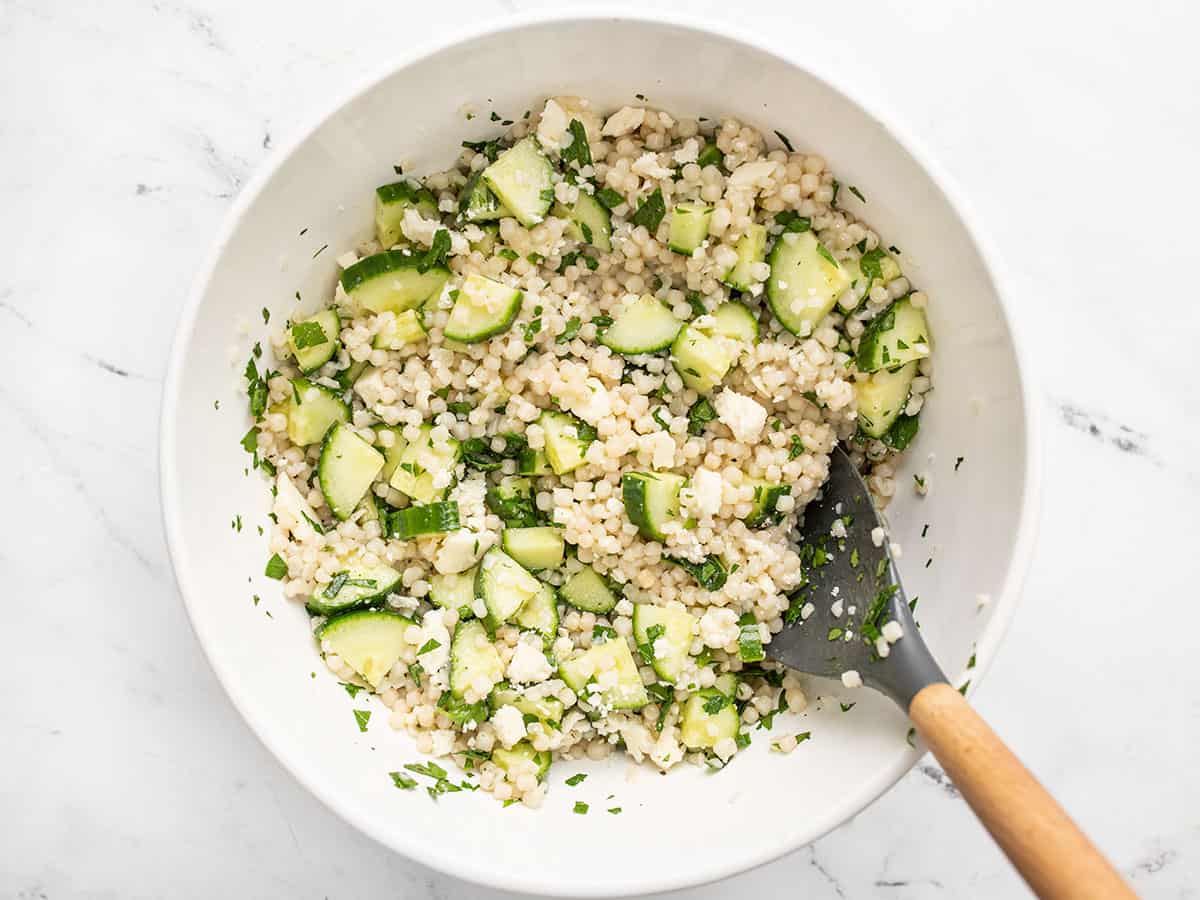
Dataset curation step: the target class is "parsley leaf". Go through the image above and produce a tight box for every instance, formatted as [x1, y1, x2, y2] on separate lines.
[573, 801, 589, 814]
[775, 210, 812, 233]
[630, 188, 666, 232]
[418, 229, 451, 273]
[665, 554, 728, 591]
[687, 397, 717, 435]
[353, 709, 371, 732]
[773, 130, 795, 152]
[702, 692, 732, 715]
[859, 247, 887, 283]
[557, 316, 582, 343]
[637, 623, 666, 665]
[461, 137, 505, 162]
[565, 773, 588, 786]
[789, 434, 807, 459]
[595, 186, 624, 209]
[561, 119, 592, 169]
[389, 771, 418, 790]
[416, 638, 441, 656]
[264, 553, 287, 579]
[290, 320, 328, 349]
[645, 682, 675, 733]
[244, 357, 268, 419]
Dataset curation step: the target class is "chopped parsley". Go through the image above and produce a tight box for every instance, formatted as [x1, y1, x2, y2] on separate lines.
[461, 137, 504, 162]
[775, 211, 812, 234]
[645, 682, 675, 733]
[389, 771, 418, 790]
[848, 185, 866, 203]
[561, 119, 592, 169]
[827, 627, 844, 641]
[595, 186, 624, 210]
[573, 801, 589, 815]
[757, 692, 789, 729]
[353, 709, 371, 732]
[859, 247, 887, 283]
[955, 456, 965, 471]
[557, 316, 582, 343]
[264, 553, 287, 580]
[497, 247, 519, 261]
[565, 773, 588, 787]
[523, 316, 542, 343]
[418, 229, 451, 273]
[815, 242, 838, 267]
[408, 662, 423, 687]
[789, 434, 806, 459]
[703, 692, 733, 715]
[773, 129, 795, 152]
[630, 188, 666, 232]
[592, 624, 617, 643]
[290, 320, 328, 349]
[686, 291, 707, 317]
[607, 807, 622, 815]
[637, 623, 666, 665]
[244, 357, 268, 419]
[416, 638, 441, 656]
[734, 731, 751, 750]
[840, 702, 856, 712]
[651, 407, 671, 430]
[687, 397, 717, 435]
[261, 307, 270, 324]
[340, 682, 364, 698]
[665, 554, 728, 591]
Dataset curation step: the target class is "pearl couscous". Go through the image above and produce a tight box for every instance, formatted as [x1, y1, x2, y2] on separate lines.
[244, 96, 933, 806]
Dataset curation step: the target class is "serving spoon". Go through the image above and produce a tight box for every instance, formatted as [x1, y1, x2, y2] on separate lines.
[768, 447, 1134, 899]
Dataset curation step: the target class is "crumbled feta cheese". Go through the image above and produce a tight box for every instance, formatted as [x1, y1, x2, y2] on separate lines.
[698, 607, 740, 649]
[881, 620, 905, 643]
[430, 729, 457, 757]
[870, 526, 886, 547]
[712, 736, 739, 762]
[536, 98, 570, 151]
[507, 634, 553, 684]
[690, 468, 723, 517]
[434, 529, 483, 575]
[672, 138, 700, 165]
[714, 390, 767, 442]
[336, 250, 359, 269]
[830, 599, 844, 618]
[841, 669, 863, 689]
[830, 518, 847, 539]
[631, 152, 673, 180]
[400, 208, 468, 254]
[490, 705, 527, 749]
[728, 159, 778, 188]
[602, 105, 645, 137]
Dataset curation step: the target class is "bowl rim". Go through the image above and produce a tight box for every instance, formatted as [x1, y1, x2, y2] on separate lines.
[159, 8, 1044, 896]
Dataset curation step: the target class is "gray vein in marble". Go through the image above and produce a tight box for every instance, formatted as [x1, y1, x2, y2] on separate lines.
[0, 301, 157, 383]
[805, 845, 847, 899]
[916, 764, 961, 798]
[199, 133, 249, 199]
[1057, 400, 1153, 461]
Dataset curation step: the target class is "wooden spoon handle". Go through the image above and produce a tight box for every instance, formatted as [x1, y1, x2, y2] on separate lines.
[909, 683, 1135, 899]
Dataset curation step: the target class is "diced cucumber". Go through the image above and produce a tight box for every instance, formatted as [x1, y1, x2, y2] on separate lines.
[449, 619, 503, 698]
[306, 561, 402, 616]
[470, 223, 500, 255]
[388, 424, 461, 503]
[458, 171, 510, 223]
[696, 141, 724, 170]
[680, 688, 740, 750]
[855, 297, 931, 373]
[847, 247, 903, 292]
[559, 638, 649, 710]
[481, 137, 555, 227]
[288, 309, 341, 374]
[492, 741, 552, 780]
[372, 309, 427, 350]
[708, 302, 759, 344]
[538, 411, 593, 475]
[375, 181, 439, 248]
[599, 294, 682, 355]
[555, 191, 613, 251]
[475, 547, 542, 629]
[485, 476, 540, 528]
[713, 672, 738, 697]
[443, 273, 522, 343]
[318, 423, 384, 520]
[357, 491, 379, 523]
[392, 501, 460, 538]
[375, 426, 408, 481]
[287, 378, 350, 446]
[512, 580, 559, 640]
[491, 685, 565, 725]
[430, 568, 476, 616]
[738, 613, 765, 662]
[318, 609, 412, 689]
[668, 202, 713, 254]
[559, 566, 617, 614]
[621, 471, 686, 542]
[671, 324, 738, 394]
[341, 251, 450, 316]
[743, 480, 791, 528]
[856, 361, 917, 438]
[766, 231, 850, 336]
[632, 604, 696, 684]
[502, 527, 565, 570]
[721, 224, 767, 290]
[518, 447, 552, 476]
[335, 359, 371, 390]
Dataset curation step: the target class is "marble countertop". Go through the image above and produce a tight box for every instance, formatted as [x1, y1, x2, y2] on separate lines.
[4, 0, 1197, 896]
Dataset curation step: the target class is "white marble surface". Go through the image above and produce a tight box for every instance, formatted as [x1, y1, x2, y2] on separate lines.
[3, 0, 1198, 896]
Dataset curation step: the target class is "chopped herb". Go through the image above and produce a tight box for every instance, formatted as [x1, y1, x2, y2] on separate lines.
[686, 290, 707, 317]
[523, 317, 542, 343]
[652, 408, 671, 430]
[264, 553, 287, 579]
[637, 623, 666, 665]
[909, 596, 919, 613]
[497, 247, 519, 261]
[591, 314, 613, 330]
[848, 185, 866, 203]
[849, 548, 860, 568]
[558, 251, 579, 272]
[582, 255, 599, 271]
[416, 638, 441, 656]
[240, 426, 259, 453]
[925, 558, 932, 569]
[446, 401, 472, 416]
[840, 702, 856, 712]
[405, 760, 448, 780]
[906, 727, 917, 747]
[408, 662, 423, 687]
[789, 434, 806, 459]
[774, 210, 812, 233]
[830, 179, 841, 208]
[665, 554, 728, 591]
[353, 709, 371, 732]
[300, 511, 326, 535]
[565, 773, 588, 787]
[595, 186, 624, 210]
[827, 627, 844, 641]
[561, 119, 592, 169]
[312, 244, 328, 258]
[557, 316, 582, 343]
[703, 692, 733, 715]
[461, 137, 504, 162]
[573, 801, 589, 814]
[958, 681, 970, 695]
[244, 357, 268, 419]
[340, 682, 363, 698]
[437, 692, 488, 726]
[861, 584, 899, 642]
[630, 188, 666, 232]
[815, 242, 838, 267]
[527, 251, 545, 264]
[252, 594, 260, 607]
[389, 771, 417, 790]
[261, 307, 270, 324]
[757, 692, 789, 730]
[889, 245, 901, 255]
[734, 731, 751, 750]
[955, 456, 965, 471]
[418, 229, 451, 273]
[967, 651, 977, 669]
[773, 130, 795, 152]
[913, 474, 926, 489]
[645, 682, 675, 733]
[607, 807, 622, 814]
[859, 247, 886, 283]
[502, 798, 519, 808]
[687, 397, 717, 435]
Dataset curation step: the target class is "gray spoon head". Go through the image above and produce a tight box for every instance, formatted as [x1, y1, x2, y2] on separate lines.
[767, 446, 946, 708]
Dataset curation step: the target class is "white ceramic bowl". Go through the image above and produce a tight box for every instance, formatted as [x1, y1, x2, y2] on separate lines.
[161, 11, 1040, 896]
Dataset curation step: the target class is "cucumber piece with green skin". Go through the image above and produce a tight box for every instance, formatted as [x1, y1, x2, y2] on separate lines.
[555, 192, 613, 251]
[318, 609, 413, 689]
[670, 324, 738, 394]
[559, 638, 649, 710]
[319, 423, 385, 521]
[708, 302, 759, 344]
[469, 223, 500, 255]
[632, 604, 697, 683]
[388, 424, 461, 504]
[856, 361, 917, 438]
[512, 580, 559, 640]
[517, 447, 552, 476]
[668, 202, 713, 254]
[679, 688, 740, 750]
[491, 685, 564, 725]
[458, 171, 510, 223]
[846, 247, 902, 293]
[538, 410, 593, 475]
[372, 309, 427, 350]
[375, 181, 439, 248]
[713, 672, 738, 697]
[598, 294, 682, 355]
[335, 359, 371, 390]
[481, 137, 555, 227]
[502, 526, 565, 570]
[621, 471, 686, 541]
[485, 475, 540, 528]
[374, 426, 408, 481]
[392, 501, 460, 538]
[721, 223, 767, 290]
[443, 273, 522, 343]
[287, 378, 350, 446]
[341, 251, 450, 316]
[738, 613, 765, 662]
[429, 568, 476, 616]
[696, 141, 724, 170]
[475, 547, 543, 629]
[743, 480, 792, 528]
[306, 561, 402, 616]
[766, 231, 851, 336]
[855, 297, 931, 373]
[492, 741, 552, 779]
[449, 619, 503, 698]
[288, 309, 341, 374]
[559, 566, 617, 614]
